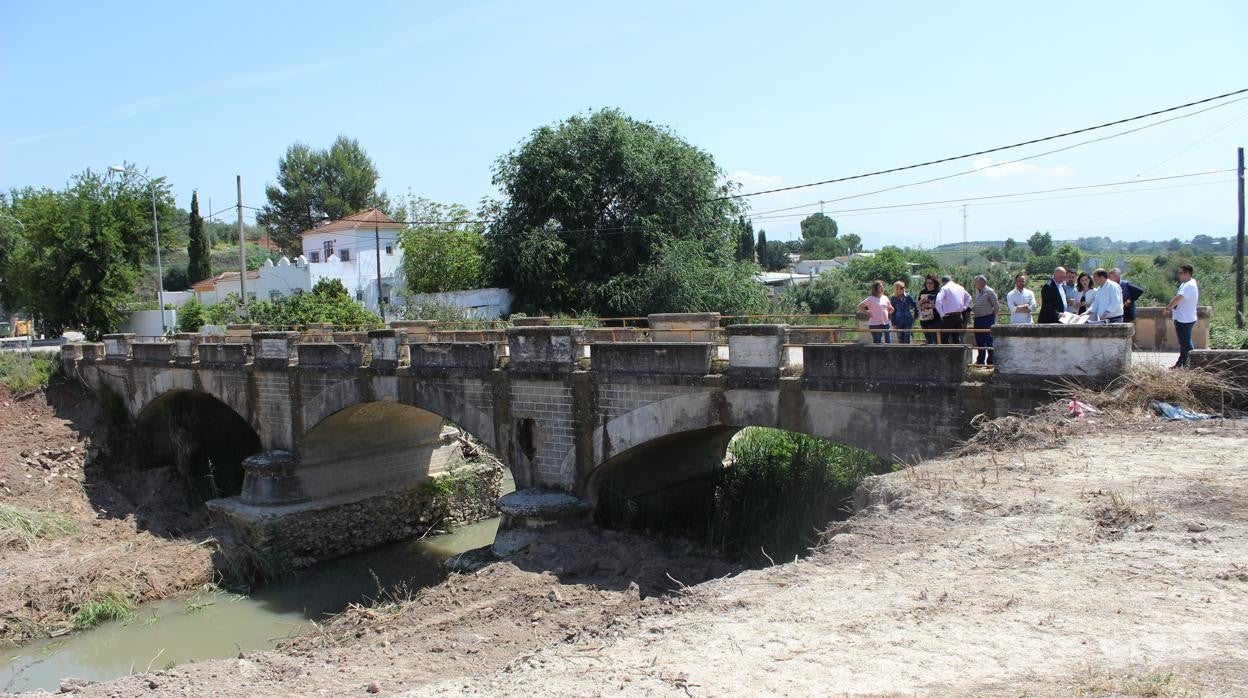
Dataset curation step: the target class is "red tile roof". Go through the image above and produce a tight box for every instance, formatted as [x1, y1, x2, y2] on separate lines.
[299, 208, 404, 236]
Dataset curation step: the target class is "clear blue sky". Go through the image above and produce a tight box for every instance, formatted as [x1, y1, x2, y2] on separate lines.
[2, 0, 1245, 248]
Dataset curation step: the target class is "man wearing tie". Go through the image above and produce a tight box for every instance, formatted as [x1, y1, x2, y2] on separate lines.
[1039, 267, 1068, 324]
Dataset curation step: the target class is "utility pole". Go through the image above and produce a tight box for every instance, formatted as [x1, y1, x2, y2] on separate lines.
[237, 176, 247, 309]
[1237, 146, 1245, 329]
[374, 223, 384, 319]
[962, 205, 969, 267]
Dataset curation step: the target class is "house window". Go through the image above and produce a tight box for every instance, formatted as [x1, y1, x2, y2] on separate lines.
[309, 251, 320, 263]
[270, 290, 282, 301]
[246, 292, 257, 302]
[323, 241, 334, 259]
[355, 290, 364, 301]
[385, 244, 393, 255]
[340, 248, 351, 262]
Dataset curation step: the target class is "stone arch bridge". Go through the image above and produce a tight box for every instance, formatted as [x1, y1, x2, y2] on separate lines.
[62, 316, 1134, 561]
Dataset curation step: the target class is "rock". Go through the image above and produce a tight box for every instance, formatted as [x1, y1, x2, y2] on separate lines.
[548, 587, 563, 603]
[366, 682, 381, 694]
[57, 677, 90, 693]
[1187, 521, 1209, 533]
[147, 679, 160, 689]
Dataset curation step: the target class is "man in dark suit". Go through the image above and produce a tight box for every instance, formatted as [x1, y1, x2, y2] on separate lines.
[1039, 267, 1068, 324]
[1110, 268, 1145, 322]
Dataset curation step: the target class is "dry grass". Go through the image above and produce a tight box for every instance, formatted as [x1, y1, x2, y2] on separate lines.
[1090, 490, 1156, 540]
[0, 503, 76, 548]
[957, 402, 1074, 456]
[1060, 364, 1247, 415]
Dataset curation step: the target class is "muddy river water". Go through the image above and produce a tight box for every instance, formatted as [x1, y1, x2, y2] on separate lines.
[1, 479, 511, 694]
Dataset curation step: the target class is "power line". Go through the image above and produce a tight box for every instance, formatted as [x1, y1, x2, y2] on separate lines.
[749, 169, 1235, 221]
[715, 87, 1248, 202]
[746, 93, 1248, 217]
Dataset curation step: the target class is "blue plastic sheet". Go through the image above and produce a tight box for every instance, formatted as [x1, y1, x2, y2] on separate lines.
[1151, 400, 1217, 421]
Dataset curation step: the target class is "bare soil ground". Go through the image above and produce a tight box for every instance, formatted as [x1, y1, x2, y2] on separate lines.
[0, 385, 214, 646]
[34, 413, 1248, 697]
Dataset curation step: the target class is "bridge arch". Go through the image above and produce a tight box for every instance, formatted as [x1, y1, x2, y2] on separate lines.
[134, 389, 263, 502]
[568, 387, 943, 505]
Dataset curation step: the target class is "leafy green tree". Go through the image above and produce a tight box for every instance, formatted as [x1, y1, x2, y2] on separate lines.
[1027, 230, 1054, 257]
[186, 191, 211, 283]
[484, 109, 745, 315]
[735, 216, 755, 262]
[177, 297, 207, 332]
[756, 230, 769, 266]
[761, 240, 789, 272]
[257, 136, 389, 252]
[1053, 243, 1083, 270]
[397, 198, 486, 294]
[209, 278, 380, 328]
[3, 170, 177, 338]
[800, 213, 845, 259]
[595, 238, 767, 316]
[841, 233, 863, 255]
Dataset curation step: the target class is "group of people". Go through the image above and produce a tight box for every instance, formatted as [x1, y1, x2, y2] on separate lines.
[857, 264, 1201, 369]
[856, 273, 1002, 364]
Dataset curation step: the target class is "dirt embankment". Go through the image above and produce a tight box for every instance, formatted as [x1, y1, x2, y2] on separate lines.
[0, 385, 215, 647]
[38, 415, 1248, 697]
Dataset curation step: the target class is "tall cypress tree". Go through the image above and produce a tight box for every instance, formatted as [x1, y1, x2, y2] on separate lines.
[186, 191, 211, 283]
[756, 229, 768, 268]
[735, 216, 755, 262]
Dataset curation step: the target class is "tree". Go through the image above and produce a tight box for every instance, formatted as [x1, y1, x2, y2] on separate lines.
[186, 191, 211, 283]
[757, 229, 768, 266]
[762, 240, 789, 272]
[2, 169, 177, 337]
[800, 213, 845, 259]
[842, 233, 862, 255]
[1027, 230, 1054, 257]
[257, 136, 389, 252]
[485, 109, 747, 315]
[735, 216, 755, 262]
[1053, 243, 1083, 270]
[397, 198, 486, 294]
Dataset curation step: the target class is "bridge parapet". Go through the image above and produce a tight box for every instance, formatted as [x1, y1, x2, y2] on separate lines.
[591, 342, 714, 380]
[101, 333, 134, 362]
[802, 344, 968, 388]
[199, 342, 250, 367]
[408, 341, 498, 376]
[253, 331, 298, 369]
[131, 341, 174, 365]
[992, 323, 1133, 384]
[726, 324, 786, 379]
[507, 326, 583, 374]
[173, 333, 198, 365]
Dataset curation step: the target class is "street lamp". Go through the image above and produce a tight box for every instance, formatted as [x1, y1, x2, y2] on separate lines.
[109, 165, 167, 335]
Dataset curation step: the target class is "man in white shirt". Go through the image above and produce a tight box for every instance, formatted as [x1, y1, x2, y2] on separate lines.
[1164, 263, 1200, 368]
[1005, 274, 1036, 324]
[934, 275, 972, 345]
[1085, 268, 1123, 323]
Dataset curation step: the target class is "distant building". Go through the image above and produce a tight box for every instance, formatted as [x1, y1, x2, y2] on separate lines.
[793, 258, 847, 276]
[189, 209, 511, 318]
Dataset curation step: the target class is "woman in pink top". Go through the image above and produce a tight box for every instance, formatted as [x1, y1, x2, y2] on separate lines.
[857, 279, 894, 344]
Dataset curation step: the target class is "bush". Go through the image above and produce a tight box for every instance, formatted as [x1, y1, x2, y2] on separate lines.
[177, 297, 207, 333]
[1210, 322, 1248, 350]
[0, 352, 59, 396]
[708, 428, 893, 563]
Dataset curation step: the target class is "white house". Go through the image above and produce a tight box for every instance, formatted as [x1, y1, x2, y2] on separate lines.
[188, 208, 513, 318]
[793, 258, 848, 276]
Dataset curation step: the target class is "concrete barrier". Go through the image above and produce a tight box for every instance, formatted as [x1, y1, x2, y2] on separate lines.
[1188, 349, 1248, 384]
[199, 343, 250, 367]
[369, 329, 405, 369]
[648, 313, 719, 343]
[101, 334, 134, 361]
[409, 342, 499, 375]
[1132, 306, 1211, 350]
[507, 326, 582, 374]
[296, 342, 365, 369]
[803, 344, 968, 384]
[591, 343, 714, 377]
[727, 324, 786, 379]
[993, 323, 1133, 384]
[253, 331, 298, 369]
[173, 333, 199, 365]
[131, 341, 173, 365]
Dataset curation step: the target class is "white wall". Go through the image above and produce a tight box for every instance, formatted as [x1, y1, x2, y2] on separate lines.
[121, 309, 178, 336]
[397, 287, 513, 318]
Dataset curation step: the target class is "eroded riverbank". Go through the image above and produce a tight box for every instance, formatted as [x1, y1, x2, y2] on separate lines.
[24, 418, 1248, 697]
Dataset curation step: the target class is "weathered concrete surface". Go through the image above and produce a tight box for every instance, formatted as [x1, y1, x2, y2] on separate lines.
[992, 323, 1134, 384]
[1133, 306, 1211, 351]
[66, 317, 1103, 561]
[1188, 349, 1248, 387]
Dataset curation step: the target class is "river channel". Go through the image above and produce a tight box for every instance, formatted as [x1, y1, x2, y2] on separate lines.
[1, 476, 512, 694]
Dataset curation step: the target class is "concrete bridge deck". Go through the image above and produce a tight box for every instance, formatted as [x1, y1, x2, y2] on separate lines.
[62, 314, 1140, 562]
